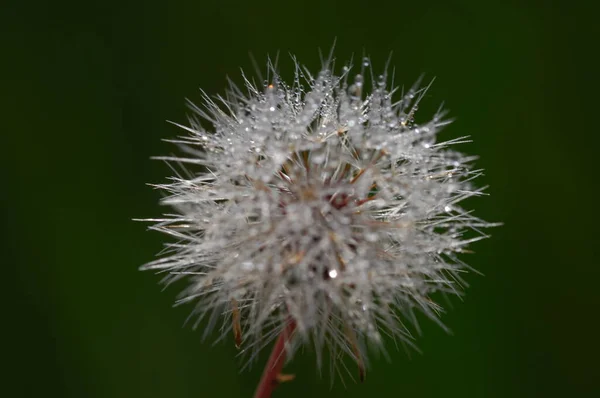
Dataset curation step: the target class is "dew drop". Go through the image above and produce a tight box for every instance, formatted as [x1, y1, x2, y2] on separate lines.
[311, 153, 326, 164]
[365, 232, 378, 242]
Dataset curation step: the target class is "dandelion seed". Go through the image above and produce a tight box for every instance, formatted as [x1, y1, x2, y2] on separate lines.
[141, 52, 495, 395]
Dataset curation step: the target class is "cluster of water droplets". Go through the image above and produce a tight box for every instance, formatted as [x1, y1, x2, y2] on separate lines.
[142, 56, 493, 378]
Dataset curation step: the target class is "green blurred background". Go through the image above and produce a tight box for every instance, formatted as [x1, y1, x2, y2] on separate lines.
[3, 0, 598, 397]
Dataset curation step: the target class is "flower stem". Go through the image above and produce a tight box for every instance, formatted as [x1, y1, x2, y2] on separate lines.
[253, 319, 297, 398]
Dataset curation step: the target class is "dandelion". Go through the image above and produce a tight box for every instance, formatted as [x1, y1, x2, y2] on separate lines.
[141, 52, 493, 397]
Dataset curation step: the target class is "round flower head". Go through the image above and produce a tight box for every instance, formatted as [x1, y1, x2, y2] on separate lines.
[142, 54, 492, 380]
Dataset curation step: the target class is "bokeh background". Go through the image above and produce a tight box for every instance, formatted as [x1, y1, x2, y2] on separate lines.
[3, 0, 599, 397]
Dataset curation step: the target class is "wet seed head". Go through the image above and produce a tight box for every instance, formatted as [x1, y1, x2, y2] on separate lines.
[140, 53, 496, 380]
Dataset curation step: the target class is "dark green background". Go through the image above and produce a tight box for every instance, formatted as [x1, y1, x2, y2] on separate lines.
[3, 0, 598, 397]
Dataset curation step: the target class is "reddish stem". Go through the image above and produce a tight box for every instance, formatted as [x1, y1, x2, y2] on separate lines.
[253, 319, 297, 398]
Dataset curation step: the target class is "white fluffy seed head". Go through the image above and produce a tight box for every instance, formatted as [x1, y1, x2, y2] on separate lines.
[141, 54, 494, 379]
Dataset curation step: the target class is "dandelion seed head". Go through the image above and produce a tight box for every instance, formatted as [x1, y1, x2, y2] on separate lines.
[142, 53, 494, 378]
